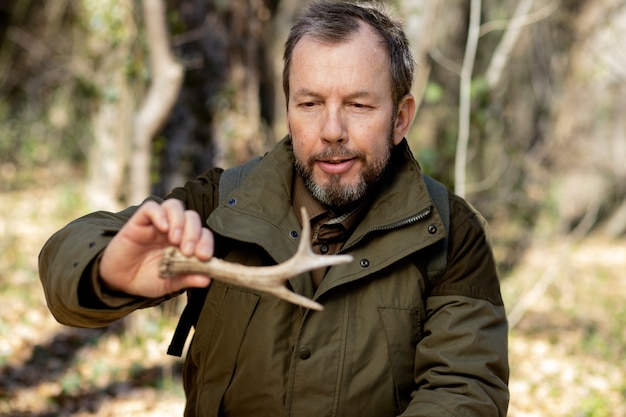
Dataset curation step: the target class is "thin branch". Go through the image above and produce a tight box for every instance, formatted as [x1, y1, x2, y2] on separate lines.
[454, 0, 482, 198]
[465, 153, 510, 194]
[428, 46, 462, 76]
[480, 1, 559, 37]
[506, 243, 566, 329]
[485, 0, 538, 90]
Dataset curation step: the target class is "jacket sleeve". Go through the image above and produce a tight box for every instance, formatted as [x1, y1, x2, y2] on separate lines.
[38, 204, 157, 327]
[400, 195, 509, 417]
[38, 168, 223, 328]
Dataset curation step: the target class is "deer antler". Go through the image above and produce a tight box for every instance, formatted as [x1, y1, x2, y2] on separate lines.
[159, 207, 353, 311]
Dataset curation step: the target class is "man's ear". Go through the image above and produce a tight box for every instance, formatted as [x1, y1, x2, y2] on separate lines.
[392, 94, 416, 145]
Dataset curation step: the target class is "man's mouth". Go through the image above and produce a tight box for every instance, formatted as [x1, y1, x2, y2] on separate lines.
[317, 158, 357, 175]
[322, 157, 352, 164]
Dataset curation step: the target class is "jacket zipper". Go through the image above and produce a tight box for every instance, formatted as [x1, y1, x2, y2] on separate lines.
[319, 206, 432, 280]
[338, 205, 433, 255]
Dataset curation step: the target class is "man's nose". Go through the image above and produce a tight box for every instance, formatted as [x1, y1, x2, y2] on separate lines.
[320, 107, 346, 144]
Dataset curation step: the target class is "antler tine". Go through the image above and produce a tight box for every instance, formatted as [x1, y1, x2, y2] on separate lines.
[159, 207, 353, 311]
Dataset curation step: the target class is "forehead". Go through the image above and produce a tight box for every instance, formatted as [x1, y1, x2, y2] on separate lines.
[293, 21, 389, 63]
[289, 23, 391, 93]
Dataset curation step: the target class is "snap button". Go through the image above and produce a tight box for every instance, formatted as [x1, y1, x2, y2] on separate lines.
[360, 259, 370, 268]
[227, 198, 237, 206]
[320, 244, 329, 254]
[299, 347, 311, 360]
[290, 230, 299, 238]
[428, 224, 438, 234]
[88, 242, 95, 248]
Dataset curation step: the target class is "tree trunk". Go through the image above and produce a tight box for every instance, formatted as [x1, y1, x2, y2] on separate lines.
[154, 0, 282, 197]
[81, 0, 136, 211]
[550, 0, 626, 236]
[398, 0, 441, 113]
[129, 0, 183, 205]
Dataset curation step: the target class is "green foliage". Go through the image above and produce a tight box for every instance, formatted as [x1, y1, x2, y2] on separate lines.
[0, 94, 90, 191]
[59, 373, 83, 396]
[423, 82, 444, 104]
[416, 148, 439, 173]
[0, 0, 148, 194]
[166, 8, 187, 34]
[470, 76, 489, 101]
[82, 0, 134, 47]
[576, 393, 612, 417]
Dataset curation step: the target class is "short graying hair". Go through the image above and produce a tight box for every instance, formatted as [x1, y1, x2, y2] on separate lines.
[283, 1, 415, 109]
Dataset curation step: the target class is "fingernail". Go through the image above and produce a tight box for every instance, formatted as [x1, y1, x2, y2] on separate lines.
[197, 244, 212, 258]
[183, 242, 195, 254]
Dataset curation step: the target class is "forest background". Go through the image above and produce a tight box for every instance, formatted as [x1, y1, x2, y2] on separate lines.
[0, 0, 625, 416]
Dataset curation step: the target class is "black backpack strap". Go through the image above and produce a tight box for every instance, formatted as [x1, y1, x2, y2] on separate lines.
[167, 286, 210, 356]
[167, 157, 262, 357]
[422, 175, 450, 284]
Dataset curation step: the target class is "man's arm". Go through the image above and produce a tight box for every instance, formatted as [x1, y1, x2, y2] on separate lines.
[39, 199, 214, 328]
[402, 196, 509, 417]
[39, 169, 223, 328]
[39, 204, 147, 327]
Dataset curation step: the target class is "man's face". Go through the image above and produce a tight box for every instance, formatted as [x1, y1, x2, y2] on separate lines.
[287, 23, 413, 208]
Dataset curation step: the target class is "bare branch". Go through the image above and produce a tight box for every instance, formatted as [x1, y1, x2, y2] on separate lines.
[485, 0, 538, 90]
[454, 0, 482, 198]
[480, 2, 559, 37]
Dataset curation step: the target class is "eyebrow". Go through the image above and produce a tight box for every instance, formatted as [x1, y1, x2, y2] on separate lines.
[292, 88, 373, 100]
[292, 88, 319, 98]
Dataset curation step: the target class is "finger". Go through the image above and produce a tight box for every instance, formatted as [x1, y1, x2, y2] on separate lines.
[179, 210, 203, 256]
[182, 275, 212, 289]
[195, 228, 214, 260]
[133, 200, 169, 230]
[161, 199, 186, 244]
[164, 275, 212, 294]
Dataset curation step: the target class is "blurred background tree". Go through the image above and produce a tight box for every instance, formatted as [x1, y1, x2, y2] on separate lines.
[1, 0, 625, 267]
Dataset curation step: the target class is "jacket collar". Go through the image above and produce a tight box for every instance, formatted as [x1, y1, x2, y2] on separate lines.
[207, 135, 445, 288]
[207, 136, 300, 263]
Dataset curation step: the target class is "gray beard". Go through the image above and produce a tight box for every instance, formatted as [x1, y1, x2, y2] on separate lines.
[295, 144, 391, 209]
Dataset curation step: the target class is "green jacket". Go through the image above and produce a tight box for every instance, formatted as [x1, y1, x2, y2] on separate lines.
[39, 137, 509, 417]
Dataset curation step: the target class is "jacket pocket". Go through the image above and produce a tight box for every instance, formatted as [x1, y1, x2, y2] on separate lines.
[190, 283, 260, 417]
[378, 306, 424, 412]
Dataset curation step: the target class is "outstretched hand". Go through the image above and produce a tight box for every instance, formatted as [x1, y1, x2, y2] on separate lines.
[99, 199, 214, 298]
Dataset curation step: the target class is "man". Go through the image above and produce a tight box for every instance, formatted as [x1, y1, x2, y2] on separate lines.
[39, 1, 509, 416]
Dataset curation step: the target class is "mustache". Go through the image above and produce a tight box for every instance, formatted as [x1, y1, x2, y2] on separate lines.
[308, 146, 366, 163]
